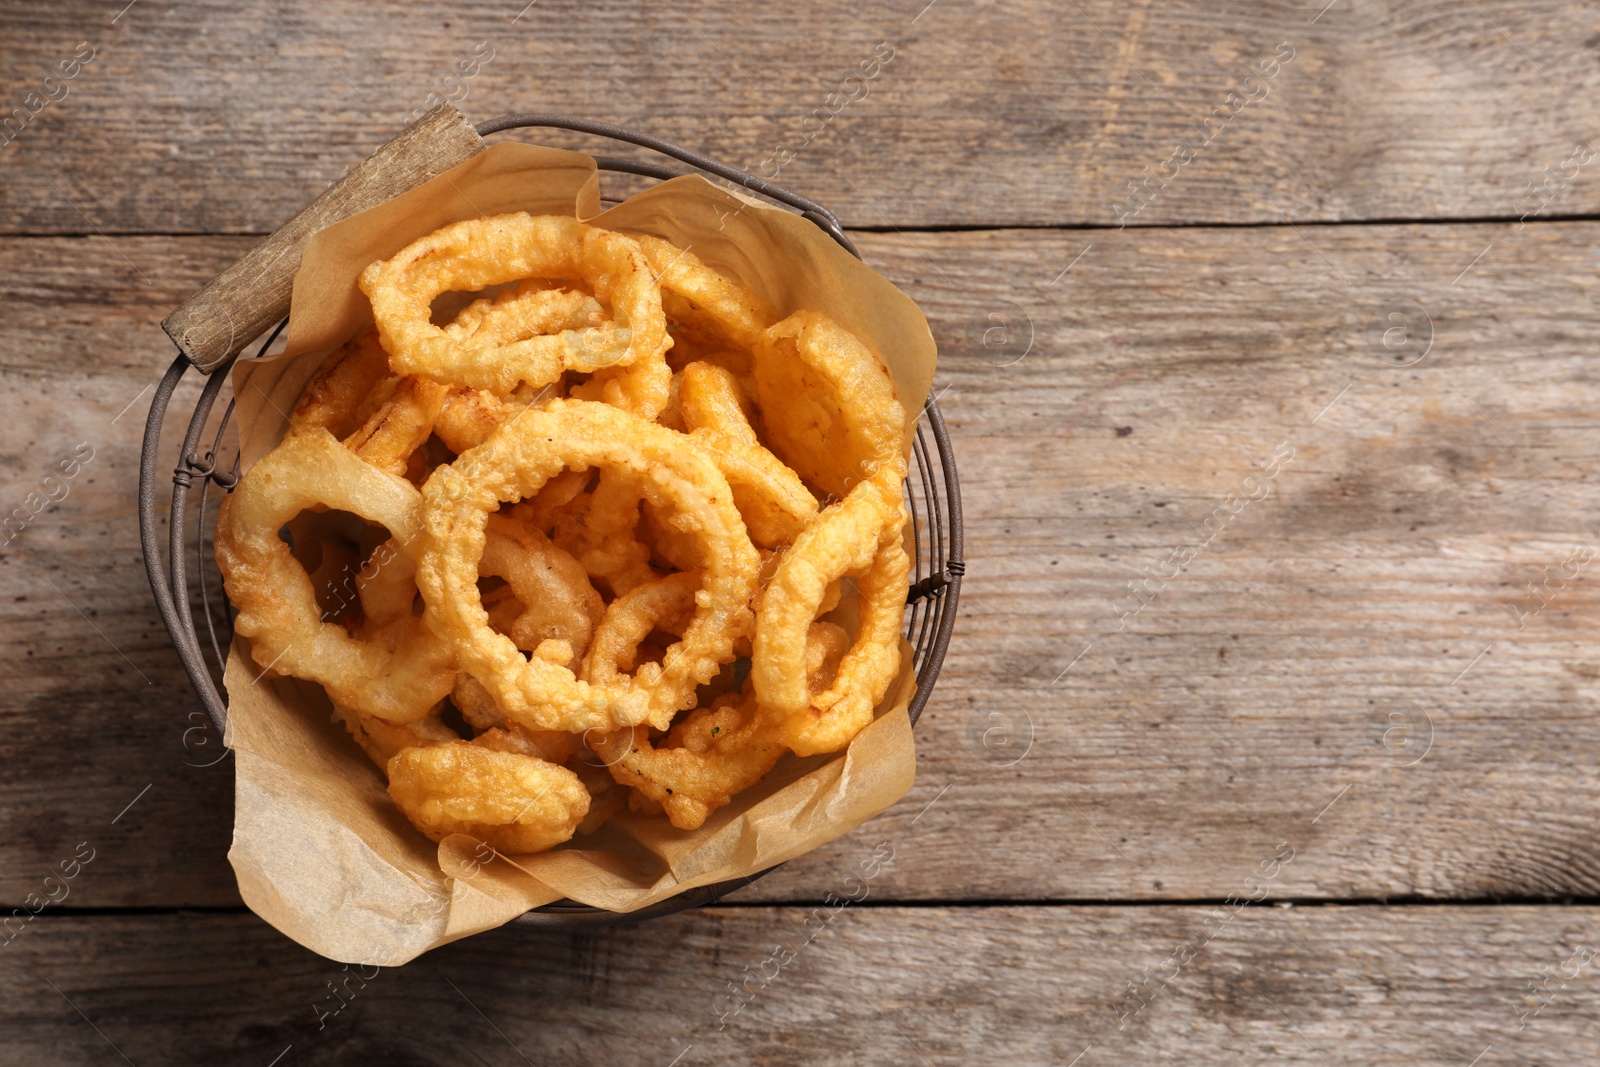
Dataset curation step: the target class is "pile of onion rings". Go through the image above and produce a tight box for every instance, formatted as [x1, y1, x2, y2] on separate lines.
[217, 212, 912, 854]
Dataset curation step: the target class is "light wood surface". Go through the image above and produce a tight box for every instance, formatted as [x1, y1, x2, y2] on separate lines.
[4, 908, 1598, 1065]
[3, 2, 1598, 231]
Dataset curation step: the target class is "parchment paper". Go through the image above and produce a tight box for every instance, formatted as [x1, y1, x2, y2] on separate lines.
[221, 141, 938, 965]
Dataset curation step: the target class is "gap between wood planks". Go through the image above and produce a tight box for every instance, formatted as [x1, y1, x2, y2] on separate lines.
[22, 895, 1600, 917]
[10, 212, 1600, 240]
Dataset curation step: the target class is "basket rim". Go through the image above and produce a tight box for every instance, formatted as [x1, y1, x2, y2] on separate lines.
[137, 113, 963, 928]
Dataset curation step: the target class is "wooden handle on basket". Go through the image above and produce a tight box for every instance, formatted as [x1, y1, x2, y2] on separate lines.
[162, 103, 484, 373]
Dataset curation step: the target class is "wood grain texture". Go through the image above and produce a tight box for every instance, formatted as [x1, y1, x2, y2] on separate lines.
[4, 220, 1599, 907]
[3, 1, 1599, 232]
[163, 102, 481, 371]
[2, 906, 1597, 1064]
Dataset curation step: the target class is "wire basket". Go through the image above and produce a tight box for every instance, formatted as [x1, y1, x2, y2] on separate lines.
[139, 114, 963, 927]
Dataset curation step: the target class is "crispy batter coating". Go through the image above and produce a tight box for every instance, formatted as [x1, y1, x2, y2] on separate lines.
[778, 530, 910, 756]
[595, 622, 849, 829]
[679, 361, 818, 547]
[416, 399, 759, 734]
[443, 281, 606, 350]
[387, 742, 590, 854]
[595, 687, 782, 831]
[290, 328, 391, 439]
[341, 374, 452, 478]
[632, 233, 776, 352]
[480, 513, 605, 657]
[549, 470, 658, 597]
[752, 309, 907, 500]
[752, 462, 911, 755]
[470, 724, 581, 765]
[334, 703, 459, 769]
[359, 213, 669, 394]
[581, 570, 702, 689]
[215, 429, 455, 723]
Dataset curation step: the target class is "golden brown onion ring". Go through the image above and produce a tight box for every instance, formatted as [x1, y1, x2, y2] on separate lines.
[580, 570, 701, 690]
[679, 360, 818, 547]
[333, 703, 458, 769]
[480, 513, 605, 658]
[289, 329, 391, 440]
[752, 309, 906, 500]
[416, 399, 759, 733]
[632, 233, 775, 353]
[549, 470, 658, 597]
[215, 429, 455, 723]
[595, 621, 849, 830]
[359, 213, 668, 394]
[752, 462, 910, 755]
[386, 742, 589, 854]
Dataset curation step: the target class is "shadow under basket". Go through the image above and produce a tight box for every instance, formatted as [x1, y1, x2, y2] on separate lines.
[139, 113, 964, 928]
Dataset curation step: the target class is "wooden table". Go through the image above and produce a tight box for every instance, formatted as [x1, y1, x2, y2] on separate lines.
[5, 2, 1599, 1062]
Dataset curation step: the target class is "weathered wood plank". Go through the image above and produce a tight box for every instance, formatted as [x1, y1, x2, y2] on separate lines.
[2, 906, 1596, 1064]
[2, 1, 1598, 231]
[4, 221, 1600, 908]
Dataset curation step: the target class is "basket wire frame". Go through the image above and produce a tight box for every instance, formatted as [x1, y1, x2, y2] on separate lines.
[139, 114, 962, 928]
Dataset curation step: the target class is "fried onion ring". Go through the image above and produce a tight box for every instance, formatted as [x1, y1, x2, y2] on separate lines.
[633, 234, 775, 352]
[549, 470, 658, 597]
[471, 723, 581, 765]
[442, 281, 606, 349]
[752, 309, 907, 499]
[480, 513, 605, 656]
[290, 329, 391, 439]
[386, 742, 590, 854]
[291, 329, 450, 478]
[779, 532, 910, 756]
[359, 214, 668, 394]
[568, 345, 673, 420]
[580, 570, 701, 689]
[351, 537, 417, 627]
[334, 703, 458, 769]
[560, 231, 780, 419]
[595, 622, 848, 830]
[596, 687, 780, 831]
[569, 759, 628, 835]
[514, 468, 591, 535]
[752, 463, 910, 755]
[216, 429, 455, 723]
[340, 374, 452, 478]
[417, 399, 759, 733]
[679, 361, 818, 547]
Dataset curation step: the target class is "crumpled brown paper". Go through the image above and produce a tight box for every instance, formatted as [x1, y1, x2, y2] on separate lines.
[221, 141, 938, 965]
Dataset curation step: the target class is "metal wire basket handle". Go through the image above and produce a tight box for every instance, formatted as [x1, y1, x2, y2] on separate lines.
[140, 108, 963, 926]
